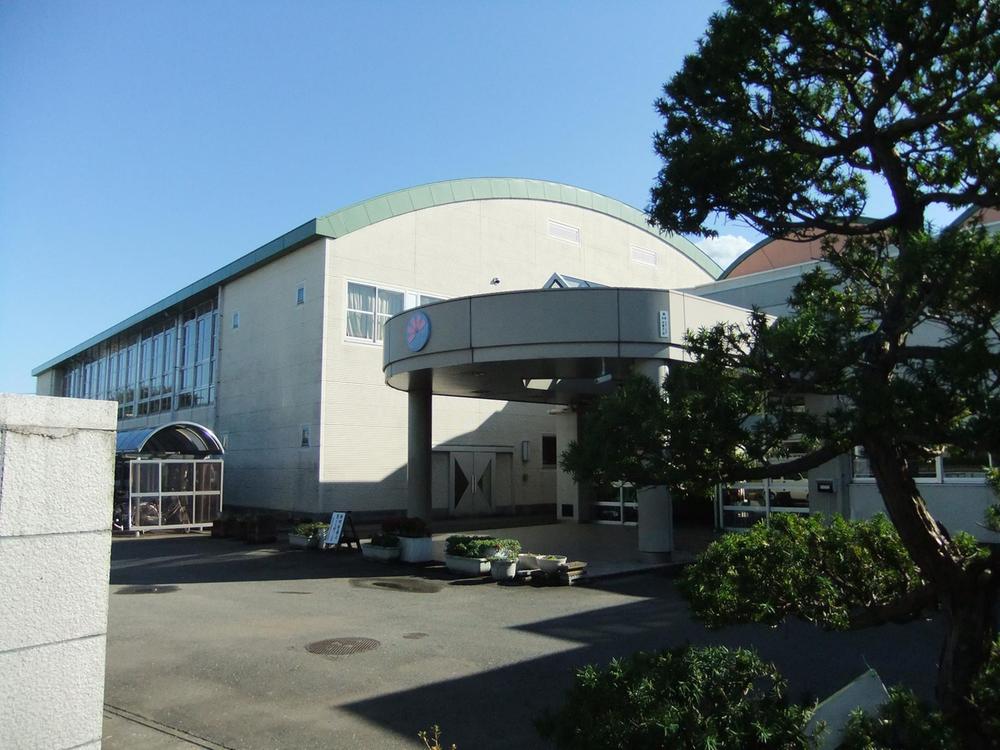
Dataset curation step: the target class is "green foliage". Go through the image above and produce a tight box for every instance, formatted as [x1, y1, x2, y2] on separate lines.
[838, 687, 959, 750]
[678, 514, 925, 630]
[492, 538, 521, 557]
[986, 469, 1000, 532]
[968, 637, 1000, 739]
[536, 645, 815, 750]
[293, 521, 329, 537]
[445, 535, 497, 558]
[650, 0, 1000, 239]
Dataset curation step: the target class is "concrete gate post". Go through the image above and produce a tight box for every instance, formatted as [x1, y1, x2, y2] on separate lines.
[0, 394, 117, 750]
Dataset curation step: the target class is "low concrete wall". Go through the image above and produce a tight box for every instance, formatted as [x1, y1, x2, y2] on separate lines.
[0, 394, 117, 750]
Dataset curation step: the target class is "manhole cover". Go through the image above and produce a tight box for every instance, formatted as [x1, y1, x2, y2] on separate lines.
[306, 637, 380, 657]
[403, 632, 428, 640]
[350, 578, 442, 594]
[115, 585, 180, 595]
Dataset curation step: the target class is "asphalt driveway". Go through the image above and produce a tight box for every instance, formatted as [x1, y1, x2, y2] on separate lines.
[103, 533, 942, 749]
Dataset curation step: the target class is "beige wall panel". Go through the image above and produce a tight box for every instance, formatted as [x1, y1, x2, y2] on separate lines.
[216, 239, 325, 510]
[319, 198, 716, 516]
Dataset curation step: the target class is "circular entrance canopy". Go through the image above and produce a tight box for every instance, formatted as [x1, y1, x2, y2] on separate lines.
[383, 288, 755, 405]
[116, 422, 225, 456]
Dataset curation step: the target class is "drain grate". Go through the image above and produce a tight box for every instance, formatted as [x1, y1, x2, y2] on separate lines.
[115, 585, 180, 595]
[351, 578, 442, 594]
[402, 632, 428, 640]
[306, 637, 380, 657]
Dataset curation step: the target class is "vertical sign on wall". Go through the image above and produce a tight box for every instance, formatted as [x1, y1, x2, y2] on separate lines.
[658, 310, 670, 339]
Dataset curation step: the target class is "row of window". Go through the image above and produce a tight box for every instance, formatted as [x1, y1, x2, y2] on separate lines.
[852, 447, 994, 482]
[62, 299, 218, 418]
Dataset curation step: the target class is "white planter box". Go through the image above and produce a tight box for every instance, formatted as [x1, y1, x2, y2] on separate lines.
[288, 533, 311, 549]
[362, 543, 401, 562]
[445, 555, 490, 576]
[399, 536, 434, 563]
[491, 559, 517, 581]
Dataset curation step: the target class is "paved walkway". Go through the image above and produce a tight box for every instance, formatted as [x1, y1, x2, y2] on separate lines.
[103, 527, 941, 750]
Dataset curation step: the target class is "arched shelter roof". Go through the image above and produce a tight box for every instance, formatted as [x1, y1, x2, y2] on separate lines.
[116, 421, 224, 456]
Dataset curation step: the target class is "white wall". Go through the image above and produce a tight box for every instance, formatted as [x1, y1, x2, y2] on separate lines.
[318, 199, 714, 515]
[850, 481, 999, 542]
[216, 240, 326, 512]
[0, 394, 117, 750]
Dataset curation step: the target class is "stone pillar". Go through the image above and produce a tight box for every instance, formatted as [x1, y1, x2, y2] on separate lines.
[407, 389, 432, 520]
[635, 359, 673, 559]
[0, 394, 117, 750]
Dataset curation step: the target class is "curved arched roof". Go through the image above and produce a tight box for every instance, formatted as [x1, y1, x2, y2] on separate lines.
[35, 178, 718, 374]
[315, 178, 721, 277]
[116, 422, 224, 456]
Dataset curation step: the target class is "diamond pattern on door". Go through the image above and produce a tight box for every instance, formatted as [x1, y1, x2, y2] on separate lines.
[453, 460, 469, 508]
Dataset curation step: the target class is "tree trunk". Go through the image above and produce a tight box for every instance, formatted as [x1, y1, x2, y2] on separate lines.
[938, 577, 997, 749]
[863, 435, 998, 736]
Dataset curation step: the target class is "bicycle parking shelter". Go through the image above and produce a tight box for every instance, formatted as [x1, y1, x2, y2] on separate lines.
[114, 422, 224, 533]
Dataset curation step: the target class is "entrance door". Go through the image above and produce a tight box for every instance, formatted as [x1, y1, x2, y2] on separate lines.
[450, 451, 495, 516]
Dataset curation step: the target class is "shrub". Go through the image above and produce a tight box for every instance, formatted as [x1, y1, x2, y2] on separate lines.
[493, 538, 521, 557]
[678, 514, 927, 630]
[445, 535, 496, 558]
[969, 637, 1000, 740]
[535, 645, 814, 750]
[985, 504, 1000, 533]
[838, 687, 959, 749]
[381, 516, 432, 537]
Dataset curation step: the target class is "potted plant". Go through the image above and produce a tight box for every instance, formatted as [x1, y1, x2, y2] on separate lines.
[309, 522, 330, 549]
[517, 551, 540, 571]
[490, 553, 518, 581]
[537, 554, 568, 574]
[384, 517, 434, 563]
[362, 532, 401, 562]
[288, 521, 319, 549]
[444, 535, 496, 575]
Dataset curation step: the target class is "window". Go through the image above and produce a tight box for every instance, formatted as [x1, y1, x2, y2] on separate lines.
[345, 281, 444, 344]
[542, 435, 557, 467]
[300, 425, 311, 448]
[296, 284, 305, 305]
[232, 312, 240, 329]
[852, 446, 994, 482]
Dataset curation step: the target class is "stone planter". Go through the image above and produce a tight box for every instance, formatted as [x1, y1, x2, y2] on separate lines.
[491, 559, 517, 581]
[445, 555, 490, 576]
[517, 553, 540, 571]
[362, 543, 401, 562]
[399, 536, 434, 563]
[537, 555, 568, 574]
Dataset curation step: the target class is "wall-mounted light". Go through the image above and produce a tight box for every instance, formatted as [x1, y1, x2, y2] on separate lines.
[521, 440, 530, 462]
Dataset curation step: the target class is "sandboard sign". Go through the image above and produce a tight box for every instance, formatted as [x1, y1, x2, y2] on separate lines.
[325, 512, 346, 546]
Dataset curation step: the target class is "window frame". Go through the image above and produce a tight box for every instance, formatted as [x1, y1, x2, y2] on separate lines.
[343, 278, 445, 346]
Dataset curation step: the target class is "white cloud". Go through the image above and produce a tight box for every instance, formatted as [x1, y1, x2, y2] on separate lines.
[697, 234, 755, 269]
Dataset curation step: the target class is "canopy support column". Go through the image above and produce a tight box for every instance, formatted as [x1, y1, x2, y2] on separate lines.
[407, 389, 432, 520]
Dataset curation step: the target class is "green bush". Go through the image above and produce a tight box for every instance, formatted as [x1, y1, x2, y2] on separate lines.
[493, 538, 521, 557]
[678, 514, 927, 629]
[536, 645, 814, 750]
[293, 521, 329, 537]
[838, 687, 959, 749]
[969, 637, 1000, 740]
[985, 504, 1000, 533]
[445, 535, 496, 558]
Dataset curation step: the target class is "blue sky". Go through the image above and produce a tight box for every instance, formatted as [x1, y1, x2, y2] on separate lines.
[0, 1, 902, 395]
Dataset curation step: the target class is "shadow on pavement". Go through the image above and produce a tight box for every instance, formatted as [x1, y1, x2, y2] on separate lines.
[342, 574, 942, 750]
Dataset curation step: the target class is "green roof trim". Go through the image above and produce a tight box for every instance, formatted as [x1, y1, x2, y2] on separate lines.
[313, 177, 720, 276]
[34, 177, 720, 376]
